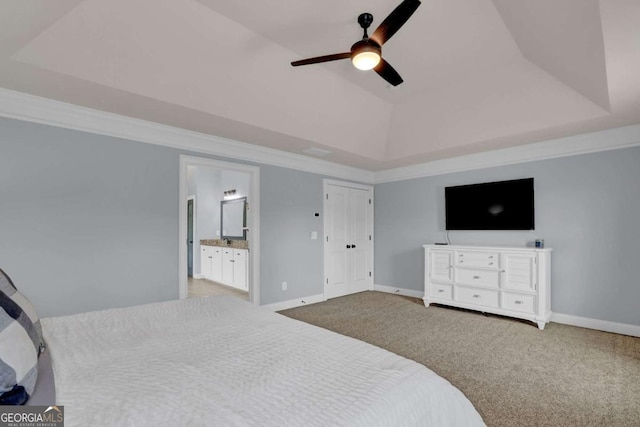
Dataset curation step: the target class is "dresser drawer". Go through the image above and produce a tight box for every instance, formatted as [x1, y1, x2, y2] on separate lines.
[456, 268, 500, 288]
[456, 286, 499, 308]
[502, 292, 536, 314]
[430, 283, 452, 301]
[429, 250, 453, 283]
[455, 251, 500, 268]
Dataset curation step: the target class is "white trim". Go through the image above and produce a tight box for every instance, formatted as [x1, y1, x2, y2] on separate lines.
[323, 178, 373, 191]
[374, 124, 640, 183]
[0, 88, 373, 184]
[261, 294, 325, 312]
[551, 313, 640, 338]
[3, 88, 640, 185]
[187, 195, 197, 277]
[374, 284, 424, 299]
[179, 155, 261, 305]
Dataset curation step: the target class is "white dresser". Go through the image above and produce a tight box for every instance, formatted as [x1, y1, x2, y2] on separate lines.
[423, 244, 552, 329]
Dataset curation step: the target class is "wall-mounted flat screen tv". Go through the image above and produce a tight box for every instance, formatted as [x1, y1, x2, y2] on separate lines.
[445, 178, 534, 230]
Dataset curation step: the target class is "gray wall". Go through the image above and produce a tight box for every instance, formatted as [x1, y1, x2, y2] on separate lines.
[194, 167, 221, 240]
[374, 146, 640, 326]
[0, 117, 326, 316]
[259, 166, 325, 304]
[6, 113, 636, 326]
[0, 117, 179, 317]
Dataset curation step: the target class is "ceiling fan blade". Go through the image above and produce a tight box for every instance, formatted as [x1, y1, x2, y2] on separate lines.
[291, 52, 351, 67]
[374, 59, 403, 86]
[370, 0, 421, 46]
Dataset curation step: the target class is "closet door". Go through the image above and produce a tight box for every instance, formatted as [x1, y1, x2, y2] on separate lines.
[324, 182, 373, 299]
[347, 187, 371, 294]
[325, 185, 349, 299]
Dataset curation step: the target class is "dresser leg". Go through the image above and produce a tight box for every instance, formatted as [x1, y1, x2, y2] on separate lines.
[537, 321, 546, 330]
[423, 299, 430, 308]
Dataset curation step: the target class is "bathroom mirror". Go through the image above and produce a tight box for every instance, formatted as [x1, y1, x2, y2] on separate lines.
[221, 197, 247, 240]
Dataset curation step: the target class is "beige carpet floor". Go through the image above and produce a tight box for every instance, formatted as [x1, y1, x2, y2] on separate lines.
[279, 291, 640, 427]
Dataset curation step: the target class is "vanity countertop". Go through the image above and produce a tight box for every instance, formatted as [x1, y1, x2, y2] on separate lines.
[201, 239, 249, 249]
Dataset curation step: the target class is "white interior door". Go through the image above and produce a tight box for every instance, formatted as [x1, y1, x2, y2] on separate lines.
[324, 181, 373, 299]
[347, 187, 371, 294]
[325, 185, 349, 299]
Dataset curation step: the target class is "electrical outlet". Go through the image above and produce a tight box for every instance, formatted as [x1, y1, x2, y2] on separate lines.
[282, 282, 287, 291]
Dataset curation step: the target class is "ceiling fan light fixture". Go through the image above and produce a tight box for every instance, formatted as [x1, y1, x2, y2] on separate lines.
[351, 41, 381, 71]
[352, 51, 381, 70]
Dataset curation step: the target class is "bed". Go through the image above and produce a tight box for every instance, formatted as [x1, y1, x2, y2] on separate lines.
[35, 296, 483, 426]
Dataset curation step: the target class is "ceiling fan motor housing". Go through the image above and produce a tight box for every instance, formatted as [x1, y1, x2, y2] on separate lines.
[358, 13, 374, 30]
[350, 39, 381, 58]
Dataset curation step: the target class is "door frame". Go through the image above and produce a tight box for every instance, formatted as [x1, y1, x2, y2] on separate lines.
[187, 196, 196, 277]
[178, 155, 260, 304]
[323, 179, 374, 299]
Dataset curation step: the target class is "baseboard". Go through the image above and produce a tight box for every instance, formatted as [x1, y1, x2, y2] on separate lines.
[374, 284, 424, 299]
[551, 313, 640, 338]
[261, 294, 325, 312]
[192, 274, 204, 279]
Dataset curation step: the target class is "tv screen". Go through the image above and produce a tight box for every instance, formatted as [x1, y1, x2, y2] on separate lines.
[445, 178, 534, 230]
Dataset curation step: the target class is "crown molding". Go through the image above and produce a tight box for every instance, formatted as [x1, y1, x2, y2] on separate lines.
[374, 124, 640, 183]
[2, 88, 639, 185]
[0, 88, 374, 184]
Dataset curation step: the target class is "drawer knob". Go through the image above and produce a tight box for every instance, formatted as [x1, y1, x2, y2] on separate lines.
[515, 300, 523, 305]
[489, 256, 494, 259]
[489, 262, 494, 265]
[438, 289, 444, 293]
[473, 294, 480, 298]
[473, 275, 480, 279]
[459, 260, 464, 263]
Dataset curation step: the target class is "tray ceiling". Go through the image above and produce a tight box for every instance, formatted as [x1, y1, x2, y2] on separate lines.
[1, 0, 639, 170]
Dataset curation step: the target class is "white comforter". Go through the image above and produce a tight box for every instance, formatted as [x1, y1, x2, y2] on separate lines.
[42, 296, 484, 426]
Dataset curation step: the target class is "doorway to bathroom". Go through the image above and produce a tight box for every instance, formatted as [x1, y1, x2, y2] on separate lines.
[179, 155, 260, 304]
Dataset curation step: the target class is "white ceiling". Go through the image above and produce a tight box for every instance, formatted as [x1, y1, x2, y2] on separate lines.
[1, 0, 639, 170]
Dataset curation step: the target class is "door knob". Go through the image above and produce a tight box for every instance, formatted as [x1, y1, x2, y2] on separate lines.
[352, 244, 356, 248]
[346, 245, 351, 249]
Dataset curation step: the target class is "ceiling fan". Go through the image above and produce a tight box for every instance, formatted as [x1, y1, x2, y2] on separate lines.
[291, 0, 422, 86]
